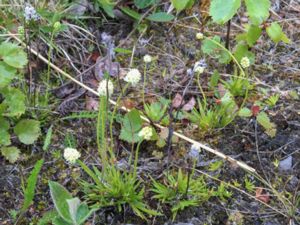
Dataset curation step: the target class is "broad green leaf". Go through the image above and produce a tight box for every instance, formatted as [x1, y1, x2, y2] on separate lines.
[257, 112, 277, 137]
[246, 25, 262, 46]
[0, 62, 17, 88]
[146, 12, 175, 22]
[119, 109, 143, 143]
[67, 198, 81, 223]
[209, 0, 241, 24]
[121, 7, 142, 20]
[238, 107, 252, 117]
[14, 119, 41, 144]
[1, 87, 26, 117]
[0, 42, 27, 68]
[0, 117, 11, 146]
[49, 181, 73, 223]
[76, 203, 96, 224]
[171, 0, 190, 12]
[266, 22, 290, 44]
[134, 0, 155, 9]
[52, 216, 72, 225]
[245, 0, 270, 25]
[233, 42, 255, 63]
[22, 159, 44, 212]
[202, 36, 231, 64]
[1, 146, 20, 163]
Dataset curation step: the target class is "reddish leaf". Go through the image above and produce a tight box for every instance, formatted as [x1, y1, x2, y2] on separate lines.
[172, 93, 184, 108]
[91, 52, 100, 62]
[121, 99, 137, 109]
[251, 105, 260, 116]
[182, 97, 196, 111]
[215, 99, 222, 105]
[255, 187, 270, 203]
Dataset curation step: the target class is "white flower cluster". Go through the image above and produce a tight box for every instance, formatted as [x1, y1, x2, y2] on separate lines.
[188, 143, 201, 161]
[138, 126, 153, 140]
[193, 60, 207, 74]
[97, 79, 114, 96]
[24, 4, 40, 21]
[143, 54, 152, 63]
[63, 147, 81, 163]
[196, 32, 204, 40]
[240, 57, 250, 68]
[124, 69, 141, 86]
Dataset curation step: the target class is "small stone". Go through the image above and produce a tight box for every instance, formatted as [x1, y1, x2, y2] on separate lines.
[279, 156, 292, 171]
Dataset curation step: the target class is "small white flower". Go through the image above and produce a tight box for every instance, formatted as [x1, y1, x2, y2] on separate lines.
[240, 57, 250, 68]
[24, 4, 40, 21]
[193, 60, 207, 74]
[143, 54, 152, 63]
[138, 126, 153, 140]
[124, 69, 141, 86]
[194, 65, 205, 74]
[97, 79, 114, 96]
[63, 147, 80, 163]
[188, 143, 201, 161]
[196, 32, 204, 40]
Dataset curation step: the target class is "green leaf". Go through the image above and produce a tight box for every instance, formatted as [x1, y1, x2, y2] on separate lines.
[0, 87, 26, 117]
[233, 42, 255, 63]
[98, 0, 115, 18]
[266, 22, 290, 44]
[43, 125, 53, 151]
[171, 0, 190, 12]
[202, 36, 231, 64]
[121, 7, 142, 20]
[0, 117, 11, 146]
[209, 70, 220, 89]
[37, 210, 58, 225]
[0, 42, 28, 68]
[1, 146, 20, 163]
[246, 25, 262, 46]
[245, 0, 270, 25]
[238, 107, 252, 117]
[209, 0, 241, 24]
[14, 119, 41, 144]
[76, 203, 96, 225]
[119, 109, 143, 143]
[0, 62, 17, 88]
[257, 112, 277, 137]
[146, 12, 175, 22]
[134, 0, 155, 9]
[52, 216, 72, 225]
[22, 159, 44, 212]
[49, 181, 73, 223]
[67, 198, 81, 223]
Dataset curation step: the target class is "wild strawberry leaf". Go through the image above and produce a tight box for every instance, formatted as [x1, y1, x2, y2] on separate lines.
[266, 22, 290, 44]
[0, 42, 28, 68]
[245, 0, 270, 25]
[209, 0, 241, 24]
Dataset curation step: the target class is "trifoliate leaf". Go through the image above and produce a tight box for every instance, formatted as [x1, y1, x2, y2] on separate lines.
[0, 87, 26, 117]
[14, 119, 41, 144]
[1, 146, 20, 163]
[257, 112, 277, 137]
[0, 42, 28, 68]
[146, 12, 175, 22]
[209, 0, 241, 24]
[134, 0, 155, 9]
[0, 117, 11, 146]
[245, 0, 270, 25]
[0, 62, 17, 88]
[266, 23, 290, 44]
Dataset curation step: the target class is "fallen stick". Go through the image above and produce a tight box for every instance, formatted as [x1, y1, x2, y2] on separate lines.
[10, 34, 256, 173]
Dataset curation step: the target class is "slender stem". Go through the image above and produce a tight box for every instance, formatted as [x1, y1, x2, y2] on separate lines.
[196, 71, 207, 108]
[45, 32, 54, 103]
[97, 96, 107, 171]
[133, 141, 142, 178]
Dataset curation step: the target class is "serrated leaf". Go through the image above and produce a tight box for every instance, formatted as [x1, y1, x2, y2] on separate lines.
[246, 25, 262, 46]
[49, 181, 73, 223]
[245, 0, 270, 25]
[238, 107, 252, 117]
[121, 7, 142, 20]
[0, 62, 17, 88]
[146, 12, 175, 22]
[0, 42, 28, 68]
[1, 146, 20, 163]
[266, 22, 290, 44]
[171, 0, 190, 12]
[1, 87, 26, 117]
[0, 117, 11, 146]
[22, 159, 44, 212]
[257, 112, 276, 137]
[119, 109, 143, 143]
[234, 42, 255, 63]
[134, 0, 155, 9]
[14, 119, 41, 144]
[209, 0, 241, 24]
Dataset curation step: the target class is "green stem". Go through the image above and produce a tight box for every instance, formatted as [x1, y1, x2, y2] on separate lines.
[45, 32, 54, 103]
[133, 141, 142, 178]
[97, 96, 107, 171]
[196, 71, 207, 108]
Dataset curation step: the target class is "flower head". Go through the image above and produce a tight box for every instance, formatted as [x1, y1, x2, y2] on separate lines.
[143, 54, 152, 63]
[63, 147, 80, 163]
[138, 126, 153, 140]
[240, 57, 250, 68]
[24, 4, 40, 21]
[193, 60, 207, 74]
[124, 69, 141, 86]
[188, 143, 201, 161]
[53, 21, 61, 32]
[97, 79, 114, 96]
[196, 32, 204, 40]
